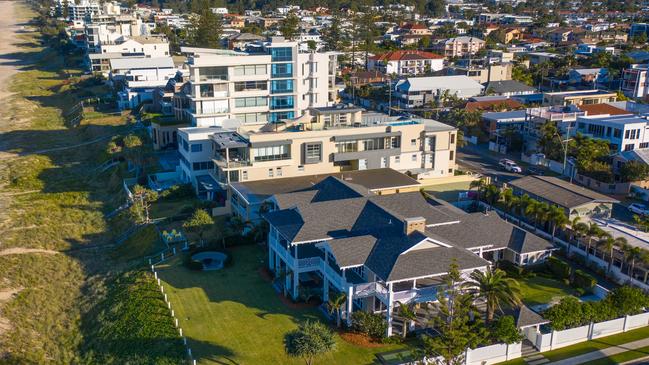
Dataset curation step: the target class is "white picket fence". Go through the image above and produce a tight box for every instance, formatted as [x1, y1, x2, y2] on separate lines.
[527, 312, 649, 352]
[150, 264, 197, 365]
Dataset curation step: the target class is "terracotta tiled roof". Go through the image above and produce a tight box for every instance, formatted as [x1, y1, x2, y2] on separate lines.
[370, 50, 444, 62]
[578, 103, 631, 116]
[465, 99, 523, 112]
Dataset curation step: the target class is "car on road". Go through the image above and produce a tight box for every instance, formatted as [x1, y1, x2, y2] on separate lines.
[628, 203, 649, 216]
[499, 159, 523, 173]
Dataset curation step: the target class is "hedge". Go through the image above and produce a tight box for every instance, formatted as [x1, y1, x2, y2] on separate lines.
[351, 311, 387, 339]
[572, 269, 596, 292]
[547, 256, 571, 280]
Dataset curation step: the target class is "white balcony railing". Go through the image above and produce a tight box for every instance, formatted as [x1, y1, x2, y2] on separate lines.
[297, 257, 321, 270]
[392, 286, 439, 304]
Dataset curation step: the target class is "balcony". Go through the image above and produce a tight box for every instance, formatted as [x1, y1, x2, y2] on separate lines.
[354, 282, 389, 303]
[392, 286, 439, 304]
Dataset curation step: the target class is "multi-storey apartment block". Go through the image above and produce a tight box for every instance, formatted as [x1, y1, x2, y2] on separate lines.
[177, 106, 457, 191]
[174, 37, 338, 128]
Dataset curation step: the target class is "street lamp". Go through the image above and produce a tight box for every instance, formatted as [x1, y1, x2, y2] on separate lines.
[555, 125, 573, 180]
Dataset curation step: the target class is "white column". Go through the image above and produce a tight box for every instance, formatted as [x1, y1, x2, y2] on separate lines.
[386, 282, 394, 337]
[346, 285, 354, 326]
[268, 243, 275, 271]
[323, 276, 329, 302]
[412, 279, 417, 289]
[292, 270, 299, 300]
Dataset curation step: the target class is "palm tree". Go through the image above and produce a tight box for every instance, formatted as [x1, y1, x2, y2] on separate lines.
[524, 199, 540, 227]
[585, 222, 605, 260]
[547, 205, 568, 244]
[484, 184, 501, 209]
[469, 178, 488, 205]
[462, 267, 521, 323]
[396, 301, 418, 338]
[599, 237, 626, 274]
[569, 217, 586, 256]
[623, 245, 644, 279]
[327, 292, 346, 328]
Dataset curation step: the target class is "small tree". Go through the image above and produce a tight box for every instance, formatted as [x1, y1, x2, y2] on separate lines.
[183, 209, 214, 246]
[396, 301, 418, 338]
[327, 292, 346, 328]
[620, 161, 649, 182]
[423, 262, 486, 365]
[129, 185, 158, 224]
[285, 320, 336, 365]
[463, 267, 521, 323]
[491, 315, 523, 344]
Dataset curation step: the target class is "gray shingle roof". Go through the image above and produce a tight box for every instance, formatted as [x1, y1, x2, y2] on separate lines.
[430, 213, 553, 254]
[485, 80, 537, 94]
[508, 175, 618, 209]
[327, 235, 378, 268]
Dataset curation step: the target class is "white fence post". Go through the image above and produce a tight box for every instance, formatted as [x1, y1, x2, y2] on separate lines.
[161, 285, 164, 293]
[154, 271, 157, 280]
[164, 293, 167, 302]
[624, 315, 630, 332]
[171, 309, 174, 317]
[175, 318, 178, 327]
[179, 328, 183, 336]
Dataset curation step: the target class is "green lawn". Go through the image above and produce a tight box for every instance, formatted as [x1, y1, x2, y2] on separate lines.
[424, 181, 473, 202]
[541, 326, 649, 362]
[156, 245, 409, 365]
[518, 275, 578, 306]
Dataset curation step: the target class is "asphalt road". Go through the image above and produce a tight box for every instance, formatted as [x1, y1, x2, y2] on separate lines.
[456, 145, 524, 185]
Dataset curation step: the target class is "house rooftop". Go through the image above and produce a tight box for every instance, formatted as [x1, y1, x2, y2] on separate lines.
[508, 175, 619, 209]
[231, 168, 420, 205]
[578, 103, 631, 116]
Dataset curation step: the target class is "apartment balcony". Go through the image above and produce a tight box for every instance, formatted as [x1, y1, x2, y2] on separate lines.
[354, 282, 389, 303]
[214, 149, 251, 169]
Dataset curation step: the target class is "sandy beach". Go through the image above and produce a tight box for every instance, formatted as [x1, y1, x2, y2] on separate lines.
[0, 1, 22, 101]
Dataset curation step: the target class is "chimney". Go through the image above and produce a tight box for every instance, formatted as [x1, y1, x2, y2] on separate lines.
[404, 217, 426, 235]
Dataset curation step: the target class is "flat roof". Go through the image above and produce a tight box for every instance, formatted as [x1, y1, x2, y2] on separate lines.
[231, 168, 420, 205]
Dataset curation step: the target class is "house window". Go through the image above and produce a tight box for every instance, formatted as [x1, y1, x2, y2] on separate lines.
[395, 155, 400, 163]
[268, 169, 274, 177]
[298, 165, 304, 171]
[192, 161, 214, 171]
[271, 63, 293, 77]
[191, 143, 202, 153]
[242, 170, 248, 180]
[410, 139, 417, 146]
[233, 65, 266, 76]
[254, 144, 290, 162]
[641, 142, 649, 149]
[270, 47, 292, 62]
[624, 144, 635, 151]
[234, 80, 267, 92]
[304, 143, 322, 164]
[235, 96, 267, 108]
[182, 138, 189, 152]
[411, 154, 417, 161]
[449, 151, 455, 160]
[450, 134, 455, 144]
[276, 167, 282, 177]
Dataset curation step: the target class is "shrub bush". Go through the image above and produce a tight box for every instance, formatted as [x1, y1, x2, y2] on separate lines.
[572, 270, 596, 292]
[547, 256, 571, 280]
[160, 184, 195, 200]
[498, 260, 524, 278]
[350, 311, 387, 340]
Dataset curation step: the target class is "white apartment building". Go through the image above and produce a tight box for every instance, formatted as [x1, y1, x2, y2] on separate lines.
[68, 0, 101, 21]
[175, 37, 338, 127]
[89, 35, 170, 75]
[433, 37, 486, 58]
[176, 106, 457, 191]
[576, 114, 649, 153]
[109, 57, 182, 110]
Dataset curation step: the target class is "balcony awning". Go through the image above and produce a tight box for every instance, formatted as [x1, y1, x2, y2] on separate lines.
[250, 139, 292, 148]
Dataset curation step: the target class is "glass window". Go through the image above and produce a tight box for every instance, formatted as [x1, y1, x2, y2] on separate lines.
[271, 79, 294, 94]
[271, 47, 292, 62]
[271, 63, 293, 78]
[234, 81, 267, 92]
[269, 111, 295, 122]
[235, 97, 268, 108]
[190, 144, 202, 153]
[233, 65, 267, 76]
[336, 141, 357, 153]
[254, 144, 290, 162]
[192, 161, 214, 171]
[276, 167, 282, 177]
[199, 66, 227, 81]
[270, 96, 294, 110]
[411, 139, 417, 146]
[450, 151, 455, 160]
[235, 112, 268, 124]
[268, 168, 274, 177]
[304, 143, 322, 164]
[182, 138, 188, 152]
[411, 154, 417, 161]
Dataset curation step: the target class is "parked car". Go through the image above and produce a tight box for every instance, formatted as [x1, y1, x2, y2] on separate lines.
[499, 159, 522, 173]
[628, 203, 649, 216]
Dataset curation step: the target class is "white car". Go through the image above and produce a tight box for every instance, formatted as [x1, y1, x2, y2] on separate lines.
[629, 203, 649, 216]
[498, 159, 522, 173]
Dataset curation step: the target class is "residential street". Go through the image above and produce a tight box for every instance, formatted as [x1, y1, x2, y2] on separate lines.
[457, 144, 525, 184]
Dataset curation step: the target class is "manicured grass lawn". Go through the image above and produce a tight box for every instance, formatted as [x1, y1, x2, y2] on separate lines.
[541, 326, 649, 362]
[494, 358, 527, 365]
[423, 181, 473, 202]
[156, 245, 409, 365]
[588, 346, 649, 365]
[517, 275, 578, 306]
